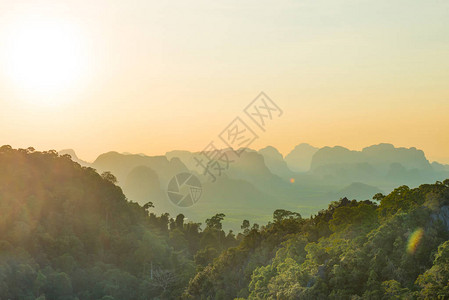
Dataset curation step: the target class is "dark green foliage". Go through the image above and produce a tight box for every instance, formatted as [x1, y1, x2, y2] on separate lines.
[0, 147, 237, 299]
[184, 181, 449, 299]
[416, 240, 449, 298]
[2, 146, 449, 299]
[205, 213, 226, 231]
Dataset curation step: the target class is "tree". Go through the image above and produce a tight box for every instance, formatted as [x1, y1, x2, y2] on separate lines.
[241, 220, 250, 235]
[44, 272, 73, 299]
[194, 247, 219, 268]
[150, 268, 177, 294]
[205, 213, 225, 230]
[101, 171, 118, 184]
[417, 240, 449, 299]
[381, 280, 411, 299]
[373, 193, 385, 202]
[175, 214, 185, 229]
[143, 201, 154, 211]
[273, 209, 301, 223]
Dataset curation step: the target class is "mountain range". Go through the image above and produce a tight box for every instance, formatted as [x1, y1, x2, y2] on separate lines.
[59, 143, 449, 230]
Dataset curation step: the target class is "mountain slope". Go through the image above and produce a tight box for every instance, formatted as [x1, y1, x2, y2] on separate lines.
[184, 180, 449, 299]
[0, 146, 195, 299]
[285, 143, 319, 172]
[258, 146, 294, 179]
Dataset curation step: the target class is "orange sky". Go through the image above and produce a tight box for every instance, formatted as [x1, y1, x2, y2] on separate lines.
[0, 0, 448, 163]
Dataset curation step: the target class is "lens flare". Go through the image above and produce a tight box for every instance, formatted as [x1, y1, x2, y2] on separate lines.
[407, 228, 424, 254]
[2, 16, 88, 105]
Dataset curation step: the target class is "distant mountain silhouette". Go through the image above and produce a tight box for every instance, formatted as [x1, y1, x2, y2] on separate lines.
[258, 146, 294, 179]
[93, 151, 188, 185]
[58, 143, 449, 229]
[285, 143, 319, 172]
[309, 143, 444, 191]
[432, 161, 449, 172]
[85, 150, 298, 229]
[311, 143, 431, 171]
[123, 165, 167, 209]
[58, 149, 90, 166]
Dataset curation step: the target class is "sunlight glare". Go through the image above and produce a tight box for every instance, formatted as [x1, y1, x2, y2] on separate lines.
[3, 19, 87, 104]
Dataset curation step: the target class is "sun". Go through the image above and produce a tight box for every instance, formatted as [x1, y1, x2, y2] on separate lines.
[3, 19, 87, 104]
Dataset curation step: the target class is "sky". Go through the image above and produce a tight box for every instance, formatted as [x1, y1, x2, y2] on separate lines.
[0, 0, 448, 163]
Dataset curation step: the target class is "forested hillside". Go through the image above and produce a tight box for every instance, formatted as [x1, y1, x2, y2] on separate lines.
[0, 146, 238, 299]
[184, 181, 449, 299]
[1, 146, 448, 299]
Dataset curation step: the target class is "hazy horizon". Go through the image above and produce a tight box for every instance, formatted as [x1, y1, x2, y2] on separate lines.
[1, 0, 448, 164]
[1, 1, 449, 299]
[50, 142, 448, 165]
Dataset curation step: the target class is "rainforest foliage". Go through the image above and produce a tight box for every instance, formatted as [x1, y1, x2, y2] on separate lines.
[0, 146, 448, 299]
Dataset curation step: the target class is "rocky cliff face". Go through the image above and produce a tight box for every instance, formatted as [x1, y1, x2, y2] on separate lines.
[431, 205, 449, 231]
[258, 146, 294, 178]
